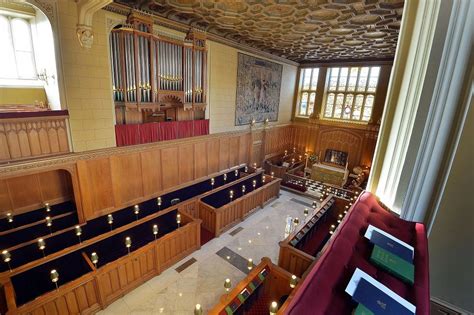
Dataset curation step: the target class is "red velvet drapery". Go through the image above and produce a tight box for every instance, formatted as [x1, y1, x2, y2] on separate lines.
[115, 119, 210, 147]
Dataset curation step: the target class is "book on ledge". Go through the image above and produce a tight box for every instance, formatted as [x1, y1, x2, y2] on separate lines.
[346, 268, 416, 315]
[364, 225, 414, 262]
[370, 245, 414, 285]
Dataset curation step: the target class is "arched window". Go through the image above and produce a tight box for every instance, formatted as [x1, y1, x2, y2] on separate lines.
[296, 67, 319, 117]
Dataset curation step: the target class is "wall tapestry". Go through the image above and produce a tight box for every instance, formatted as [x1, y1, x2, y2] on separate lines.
[235, 53, 282, 125]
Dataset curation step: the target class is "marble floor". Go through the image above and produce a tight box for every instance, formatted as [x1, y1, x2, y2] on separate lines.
[97, 190, 317, 315]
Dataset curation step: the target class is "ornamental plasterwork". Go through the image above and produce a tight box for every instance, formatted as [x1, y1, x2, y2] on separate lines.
[112, 0, 404, 62]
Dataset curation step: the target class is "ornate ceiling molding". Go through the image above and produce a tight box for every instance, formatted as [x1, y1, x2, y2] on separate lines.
[110, 0, 403, 63]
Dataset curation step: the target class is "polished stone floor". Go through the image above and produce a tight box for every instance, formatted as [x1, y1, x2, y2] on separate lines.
[97, 190, 317, 315]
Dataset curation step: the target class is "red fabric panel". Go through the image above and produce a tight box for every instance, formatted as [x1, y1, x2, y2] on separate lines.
[115, 124, 139, 146]
[158, 121, 178, 141]
[177, 120, 194, 139]
[193, 119, 209, 136]
[138, 122, 159, 144]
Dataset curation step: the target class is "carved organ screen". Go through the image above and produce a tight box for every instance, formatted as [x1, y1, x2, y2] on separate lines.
[109, 12, 207, 124]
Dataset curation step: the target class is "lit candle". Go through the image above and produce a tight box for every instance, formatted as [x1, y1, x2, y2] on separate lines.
[125, 236, 132, 254]
[210, 177, 215, 188]
[269, 301, 278, 315]
[75, 225, 82, 243]
[247, 258, 253, 270]
[2, 250, 11, 263]
[252, 180, 257, 189]
[50, 269, 59, 289]
[291, 158, 295, 164]
[224, 278, 231, 292]
[194, 304, 203, 315]
[242, 185, 246, 194]
[44, 203, 51, 212]
[229, 190, 234, 201]
[6, 212, 13, 223]
[271, 172, 274, 179]
[153, 224, 159, 239]
[134, 205, 140, 215]
[253, 162, 257, 168]
[290, 274, 298, 288]
[293, 217, 299, 226]
[284, 150, 288, 156]
[234, 169, 238, 177]
[293, 147, 296, 153]
[45, 216, 52, 227]
[262, 175, 265, 183]
[176, 214, 181, 227]
[223, 173, 227, 181]
[157, 197, 162, 208]
[304, 208, 309, 217]
[38, 238, 46, 251]
[244, 166, 248, 172]
[91, 252, 99, 267]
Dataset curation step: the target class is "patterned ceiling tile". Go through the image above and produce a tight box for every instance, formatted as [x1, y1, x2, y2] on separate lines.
[113, 0, 404, 62]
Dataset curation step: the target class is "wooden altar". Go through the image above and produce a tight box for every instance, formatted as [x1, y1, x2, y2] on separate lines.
[311, 163, 348, 187]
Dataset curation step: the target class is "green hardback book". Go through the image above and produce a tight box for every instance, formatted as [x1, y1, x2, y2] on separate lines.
[370, 245, 414, 285]
[354, 303, 374, 315]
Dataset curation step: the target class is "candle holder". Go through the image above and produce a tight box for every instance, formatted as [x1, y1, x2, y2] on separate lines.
[91, 252, 99, 268]
[241, 185, 246, 194]
[269, 301, 278, 315]
[6, 212, 13, 224]
[107, 214, 114, 231]
[244, 166, 248, 173]
[176, 214, 181, 228]
[2, 250, 11, 272]
[253, 162, 257, 169]
[247, 258, 253, 271]
[210, 177, 215, 189]
[229, 190, 234, 201]
[75, 225, 82, 243]
[125, 236, 132, 255]
[312, 201, 317, 209]
[329, 224, 336, 235]
[252, 180, 257, 190]
[50, 269, 59, 290]
[291, 158, 295, 164]
[234, 169, 238, 177]
[299, 155, 302, 161]
[134, 205, 140, 221]
[290, 275, 298, 288]
[293, 147, 296, 153]
[303, 208, 309, 218]
[45, 216, 53, 234]
[293, 217, 299, 226]
[224, 278, 231, 292]
[284, 150, 288, 156]
[194, 304, 203, 315]
[44, 202, 51, 213]
[157, 197, 162, 210]
[271, 172, 274, 179]
[38, 238, 46, 256]
[153, 224, 159, 240]
[223, 173, 227, 182]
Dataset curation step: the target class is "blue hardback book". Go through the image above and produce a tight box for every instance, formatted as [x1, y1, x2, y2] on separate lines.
[353, 278, 414, 315]
[370, 230, 413, 262]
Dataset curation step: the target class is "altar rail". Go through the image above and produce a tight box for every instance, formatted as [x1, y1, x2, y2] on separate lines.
[3, 211, 200, 315]
[278, 195, 349, 278]
[198, 175, 281, 237]
[0, 111, 70, 163]
[209, 257, 296, 315]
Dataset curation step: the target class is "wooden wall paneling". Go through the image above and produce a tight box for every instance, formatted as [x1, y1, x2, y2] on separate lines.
[38, 170, 73, 204]
[6, 174, 42, 212]
[160, 147, 179, 190]
[316, 128, 362, 170]
[0, 179, 12, 214]
[193, 142, 208, 179]
[140, 148, 163, 197]
[178, 144, 195, 184]
[228, 136, 240, 168]
[238, 134, 249, 165]
[110, 153, 144, 207]
[0, 124, 10, 160]
[207, 139, 220, 174]
[76, 158, 116, 220]
[218, 137, 230, 170]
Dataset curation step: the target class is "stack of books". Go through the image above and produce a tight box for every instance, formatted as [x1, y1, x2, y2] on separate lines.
[345, 225, 417, 314]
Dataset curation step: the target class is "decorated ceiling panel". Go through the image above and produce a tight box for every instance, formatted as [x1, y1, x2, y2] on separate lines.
[112, 0, 404, 63]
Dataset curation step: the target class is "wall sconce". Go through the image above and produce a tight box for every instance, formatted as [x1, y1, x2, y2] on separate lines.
[224, 278, 231, 292]
[91, 252, 99, 268]
[134, 205, 140, 221]
[125, 236, 132, 254]
[234, 169, 239, 177]
[176, 214, 181, 227]
[223, 173, 227, 182]
[50, 269, 59, 290]
[210, 177, 215, 189]
[153, 224, 159, 240]
[304, 208, 309, 217]
[107, 214, 114, 230]
[290, 275, 298, 288]
[229, 190, 234, 201]
[44, 202, 51, 213]
[252, 180, 257, 190]
[38, 238, 46, 256]
[157, 197, 162, 209]
[247, 258, 253, 271]
[194, 304, 203, 315]
[75, 225, 82, 243]
[269, 301, 278, 315]
[6, 212, 13, 223]
[2, 250, 11, 271]
[242, 185, 246, 194]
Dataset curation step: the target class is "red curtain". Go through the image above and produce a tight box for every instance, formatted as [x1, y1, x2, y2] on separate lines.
[115, 119, 209, 147]
[193, 119, 209, 136]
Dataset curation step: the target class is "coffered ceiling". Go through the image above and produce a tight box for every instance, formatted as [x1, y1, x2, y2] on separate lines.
[112, 0, 404, 63]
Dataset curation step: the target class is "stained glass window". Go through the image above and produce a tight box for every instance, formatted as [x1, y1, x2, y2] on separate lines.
[297, 68, 320, 117]
[322, 66, 380, 122]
